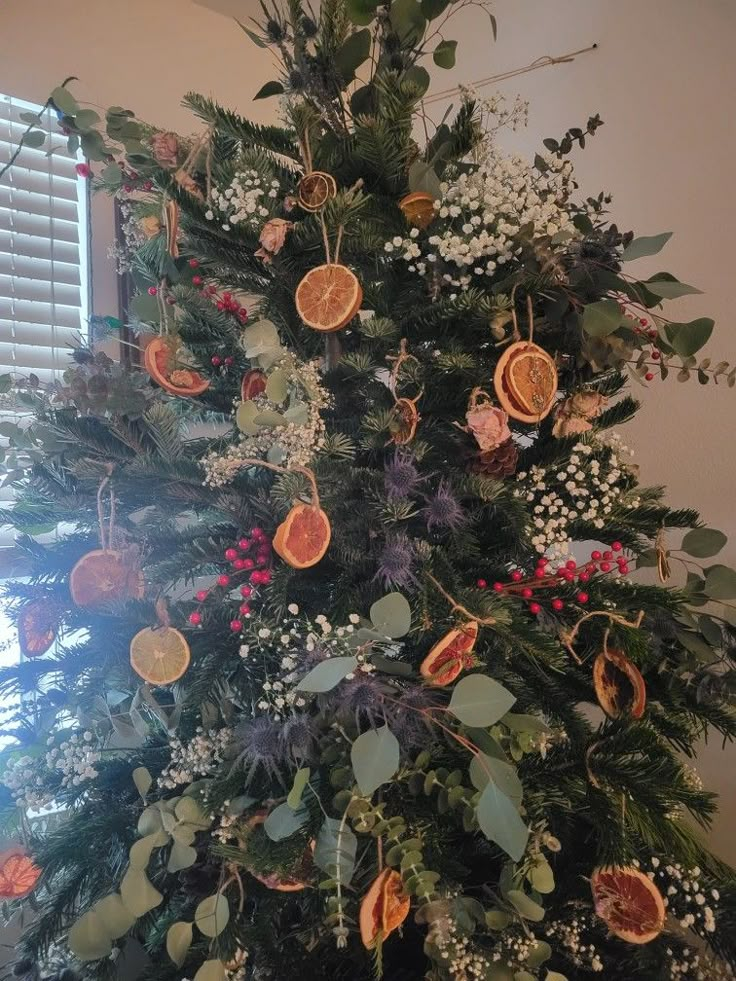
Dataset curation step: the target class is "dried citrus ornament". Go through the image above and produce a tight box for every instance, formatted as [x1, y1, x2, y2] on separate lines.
[70, 550, 144, 610]
[244, 811, 314, 891]
[274, 503, 331, 569]
[494, 340, 557, 423]
[420, 621, 479, 686]
[144, 336, 210, 397]
[389, 397, 421, 445]
[241, 368, 267, 401]
[399, 191, 435, 229]
[591, 866, 665, 944]
[0, 849, 42, 899]
[360, 868, 411, 949]
[593, 649, 646, 720]
[130, 625, 191, 685]
[297, 171, 337, 212]
[18, 599, 58, 658]
[295, 263, 362, 332]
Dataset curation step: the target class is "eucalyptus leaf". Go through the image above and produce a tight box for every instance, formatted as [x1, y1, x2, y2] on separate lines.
[242, 319, 281, 359]
[297, 656, 357, 692]
[705, 565, 736, 600]
[137, 806, 163, 837]
[287, 767, 311, 809]
[420, 0, 449, 18]
[51, 86, 79, 116]
[168, 841, 197, 872]
[403, 65, 431, 96]
[469, 755, 523, 806]
[314, 816, 357, 885]
[664, 317, 714, 357]
[681, 528, 727, 558]
[175, 796, 211, 829]
[194, 894, 230, 938]
[526, 941, 552, 968]
[390, 0, 427, 44]
[93, 894, 136, 939]
[194, 960, 226, 981]
[166, 921, 193, 968]
[369, 592, 412, 638]
[254, 81, 285, 100]
[622, 232, 672, 261]
[264, 801, 308, 841]
[68, 910, 113, 961]
[408, 159, 441, 199]
[334, 29, 371, 84]
[253, 409, 287, 428]
[128, 833, 161, 870]
[345, 0, 381, 24]
[449, 675, 516, 727]
[120, 868, 163, 917]
[351, 724, 400, 796]
[236, 400, 261, 436]
[283, 402, 309, 425]
[546, 974, 569, 981]
[506, 889, 545, 921]
[23, 130, 46, 149]
[477, 783, 529, 862]
[433, 40, 457, 68]
[132, 766, 152, 799]
[644, 277, 702, 299]
[529, 859, 555, 894]
[582, 299, 626, 338]
[265, 368, 289, 405]
[74, 108, 100, 130]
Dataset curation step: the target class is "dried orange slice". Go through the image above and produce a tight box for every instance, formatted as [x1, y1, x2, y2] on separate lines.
[593, 649, 646, 720]
[295, 264, 362, 333]
[591, 866, 665, 944]
[18, 600, 58, 658]
[360, 868, 411, 949]
[144, 337, 210, 398]
[273, 503, 331, 569]
[70, 550, 144, 610]
[420, 621, 479, 686]
[389, 397, 419, 445]
[399, 191, 435, 230]
[494, 341, 557, 424]
[297, 171, 337, 212]
[241, 369, 267, 401]
[245, 811, 314, 891]
[130, 626, 191, 685]
[0, 849, 42, 899]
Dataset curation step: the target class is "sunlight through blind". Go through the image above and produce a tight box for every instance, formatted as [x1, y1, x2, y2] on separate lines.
[0, 93, 90, 548]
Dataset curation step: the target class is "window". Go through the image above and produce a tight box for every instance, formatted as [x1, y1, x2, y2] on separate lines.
[0, 92, 91, 548]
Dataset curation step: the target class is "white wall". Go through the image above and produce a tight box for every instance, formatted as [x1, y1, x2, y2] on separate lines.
[1, 0, 734, 859]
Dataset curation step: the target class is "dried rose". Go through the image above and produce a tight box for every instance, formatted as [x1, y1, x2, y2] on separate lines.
[139, 215, 162, 239]
[254, 246, 272, 265]
[150, 131, 179, 168]
[465, 404, 511, 452]
[551, 412, 593, 438]
[257, 218, 293, 260]
[552, 390, 607, 438]
[568, 390, 606, 419]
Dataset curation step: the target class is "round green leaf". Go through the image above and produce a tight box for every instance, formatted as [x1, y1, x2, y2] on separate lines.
[120, 868, 163, 917]
[93, 894, 136, 939]
[390, 0, 427, 44]
[68, 911, 113, 961]
[195, 894, 230, 938]
[346, 0, 381, 24]
[168, 841, 197, 872]
[477, 783, 529, 862]
[526, 941, 552, 968]
[485, 908, 511, 930]
[682, 528, 727, 558]
[254, 81, 285, 100]
[469, 755, 523, 806]
[582, 299, 626, 338]
[351, 724, 400, 796]
[449, 675, 516, 727]
[175, 795, 210, 828]
[129, 833, 163, 870]
[265, 367, 289, 405]
[132, 766, 152, 799]
[51, 86, 79, 116]
[664, 317, 714, 357]
[287, 767, 311, 809]
[297, 655, 357, 692]
[264, 800, 308, 841]
[334, 29, 371, 84]
[236, 400, 260, 435]
[433, 40, 457, 68]
[528, 859, 554, 894]
[705, 564, 736, 600]
[23, 130, 47, 149]
[369, 592, 412, 638]
[194, 961, 226, 981]
[622, 232, 672, 262]
[167, 921, 194, 968]
[506, 889, 544, 921]
[74, 108, 101, 130]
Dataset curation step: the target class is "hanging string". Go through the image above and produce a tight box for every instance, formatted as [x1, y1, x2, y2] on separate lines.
[96, 468, 116, 551]
[422, 44, 598, 108]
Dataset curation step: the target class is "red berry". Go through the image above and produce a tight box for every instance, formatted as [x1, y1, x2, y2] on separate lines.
[612, 541, 623, 552]
[562, 570, 575, 582]
[578, 572, 590, 583]
[534, 568, 546, 579]
[216, 301, 225, 311]
[529, 602, 541, 615]
[652, 350, 661, 360]
[240, 585, 253, 598]
[192, 275, 203, 286]
[211, 355, 222, 366]
[639, 318, 648, 326]
[225, 548, 239, 562]
[537, 557, 548, 567]
[249, 570, 262, 584]
[189, 259, 199, 268]
[243, 558, 255, 570]
[251, 527, 265, 539]
[647, 329, 657, 340]
[188, 612, 202, 625]
[565, 560, 577, 570]
[230, 619, 243, 632]
[223, 292, 232, 302]
[143, 180, 153, 191]
[591, 550, 602, 561]
[195, 590, 208, 602]
[603, 551, 613, 560]
[225, 357, 234, 366]
[233, 558, 247, 570]
[476, 578, 487, 589]
[645, 372, 654, 381]
[619, 564, 630, 575]
[600, 561, 612, 572]
[521, 587, 533, 599]
[239, 603, 252, 615]
[147, 286, 157, 296]
[511, 570, 523, 582]
[551, 598, 564, 612]
[492, 582, 504, 593]
[75, 163, 92, 178]
[258, 571, 271, 585]
[576, 591, 589, 604]
[217, 574, 230, 587]
[238, 538, 251, 551]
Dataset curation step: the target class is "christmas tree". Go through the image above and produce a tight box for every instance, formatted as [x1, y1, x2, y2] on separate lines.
[1, 3, 735, 980]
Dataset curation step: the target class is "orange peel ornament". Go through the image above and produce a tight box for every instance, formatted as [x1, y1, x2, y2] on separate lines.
[359, 868, 411, 949]
[591, 866, 665, 944]
[420, 621, 479, 686]
[0, 849, 42, 900]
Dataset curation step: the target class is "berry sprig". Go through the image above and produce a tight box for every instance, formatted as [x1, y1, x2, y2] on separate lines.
[477, 542, 629, 616]
[188, 526, 272, 632]
[189, 259, 249, 325]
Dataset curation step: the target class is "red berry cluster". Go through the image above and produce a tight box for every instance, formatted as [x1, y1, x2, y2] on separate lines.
[189, 260, 248, 325]
[477, 542, 628, 617]
[188, 526, 272, 633]
[631, 314, 659, 381]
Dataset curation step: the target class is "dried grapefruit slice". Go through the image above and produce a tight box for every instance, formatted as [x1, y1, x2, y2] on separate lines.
[273, 503, 331, 569]
[297, 171, 337, 212]
[241, 369, 267, 401]
[593, 649, 646, 719]
[360, 868, 411, 949]
[389, 398, 419, 445]
[295, 264, 362, 333]
[130, 626, 191, 685]
[494, 341, 557, 424]
[18, 600, 58, 658]
[420, 621, 479, 686]
[591, 866, 665, 944]
[0, 849, 42, 899]
[245, 811, 313, 891]
[144, 337, 210, 397]
[399, 191, 436, 230]
[70, 550, 144, 610]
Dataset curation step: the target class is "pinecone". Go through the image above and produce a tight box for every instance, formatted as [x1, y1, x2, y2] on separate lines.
[470, 438, 519, 478]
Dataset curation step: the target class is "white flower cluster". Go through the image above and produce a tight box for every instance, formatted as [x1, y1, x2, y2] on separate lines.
[386, 144, 576, 295]
[544, 913, 604, 973]
[665, 947, 734, 981]
[241, 606, 375, 721]
[2, 755, 54, 810]
[46, 731, 100, 789]
[205, 170, 281, 231]
[159, 727, 233, 790]
[637, 857, 719, 936]
[515, 434, 639, 557]
[203, 359, 330, 486]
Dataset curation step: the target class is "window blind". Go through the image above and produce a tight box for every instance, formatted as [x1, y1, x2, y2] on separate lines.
[0, 93, 90, 545]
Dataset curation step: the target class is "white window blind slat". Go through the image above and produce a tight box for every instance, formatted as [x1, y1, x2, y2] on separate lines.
[0, 230, 79, 265]
[0, 274, 80, 308]
[0, 208, 80, 244]
[0, 185, 79, 222]
[0, 143, 79, 182]
[0, 253, 81, 287]
[0, 297, 81, 330]
[0, 320, 79, 349]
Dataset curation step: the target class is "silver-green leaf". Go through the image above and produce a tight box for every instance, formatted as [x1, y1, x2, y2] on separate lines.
[166, 921, 193, 968]
[622, 232, 672, 261]
[369, 592, 412, 638]
[449, 675, 516, 727]
[477, 783, 529, 862]
[194, 894, 230, 938]
[351, 724, 400, 796]
[297, 656, 357, 692]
